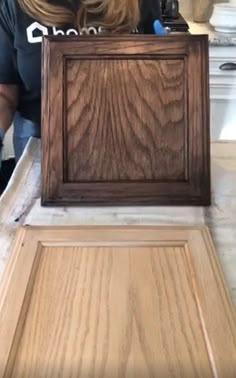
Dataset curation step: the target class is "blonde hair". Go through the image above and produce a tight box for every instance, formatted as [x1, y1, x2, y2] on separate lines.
[18, 0, 140, 33]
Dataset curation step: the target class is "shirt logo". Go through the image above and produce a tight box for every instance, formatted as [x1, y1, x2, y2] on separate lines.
[26, 22, 101, 44]
[26, 22, 49, 43]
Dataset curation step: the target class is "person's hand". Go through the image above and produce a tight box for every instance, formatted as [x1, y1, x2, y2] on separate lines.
[0, 129, 4, 171]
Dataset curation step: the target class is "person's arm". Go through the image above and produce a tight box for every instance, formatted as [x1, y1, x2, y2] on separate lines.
[0, 0, 20, 164]
[0, 84, 18, 169]
[0, 84, 18, 134]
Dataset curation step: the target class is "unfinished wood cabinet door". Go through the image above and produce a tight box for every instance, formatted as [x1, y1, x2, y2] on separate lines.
[0, 226, 235, 377]
[41, 35, 210, 206]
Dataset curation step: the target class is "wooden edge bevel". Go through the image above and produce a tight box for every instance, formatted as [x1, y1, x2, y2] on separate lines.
[0, 227, 43, 377]
[202, 227, 236, 319]
[183, 227, 236, 375]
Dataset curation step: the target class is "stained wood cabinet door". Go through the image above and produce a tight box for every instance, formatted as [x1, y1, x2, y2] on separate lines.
[0, 226, 235, 377]
[41, 35, 210, 206]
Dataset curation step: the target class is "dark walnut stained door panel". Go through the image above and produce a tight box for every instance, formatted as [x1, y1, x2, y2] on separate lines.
[66, 58, 186, 182]
[41, 35, 210, 206]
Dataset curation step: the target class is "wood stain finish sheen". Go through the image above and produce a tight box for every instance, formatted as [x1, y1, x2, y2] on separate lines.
[41, 35, 210, 206]
[0, 226, 235, 377]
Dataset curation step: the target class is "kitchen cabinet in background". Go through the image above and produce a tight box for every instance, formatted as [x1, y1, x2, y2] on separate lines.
[209, 46, 236, 140]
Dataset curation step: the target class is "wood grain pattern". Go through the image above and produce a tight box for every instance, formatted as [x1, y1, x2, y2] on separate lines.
[0, 226, 235, 377]
[41, 35, 210, 205]
[66, 58, 185, 182]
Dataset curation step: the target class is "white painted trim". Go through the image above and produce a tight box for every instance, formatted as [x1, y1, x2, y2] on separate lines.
[209, 47, 236, 60]
[210, 87, 236, 100]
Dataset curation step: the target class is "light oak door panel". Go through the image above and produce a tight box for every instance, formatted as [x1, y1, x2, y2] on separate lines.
[0, 227, 235, 377]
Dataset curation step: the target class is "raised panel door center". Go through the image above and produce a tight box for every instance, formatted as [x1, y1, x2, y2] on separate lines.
[11, 245, 212, 377]
[65, 59, 186, 182]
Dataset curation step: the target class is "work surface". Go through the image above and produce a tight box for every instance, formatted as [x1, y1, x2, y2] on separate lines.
[0, 138, 236, 305]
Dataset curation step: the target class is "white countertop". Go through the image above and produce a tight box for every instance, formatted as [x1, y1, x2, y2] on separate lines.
[189, 19, 236, 46]
[0, 138, 236, 305]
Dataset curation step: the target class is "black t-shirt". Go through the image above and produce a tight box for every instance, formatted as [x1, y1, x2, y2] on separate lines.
[0, 0, 161, 125]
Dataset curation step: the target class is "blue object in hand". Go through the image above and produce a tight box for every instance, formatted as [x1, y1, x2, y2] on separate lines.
[153, 20, 169, 36]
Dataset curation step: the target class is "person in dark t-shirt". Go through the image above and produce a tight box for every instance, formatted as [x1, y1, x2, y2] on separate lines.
[0, 0, 161, 161]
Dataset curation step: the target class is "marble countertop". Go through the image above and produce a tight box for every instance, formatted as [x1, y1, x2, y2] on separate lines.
[188, 20, 236, 46]
[0, 138, 236, 306]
